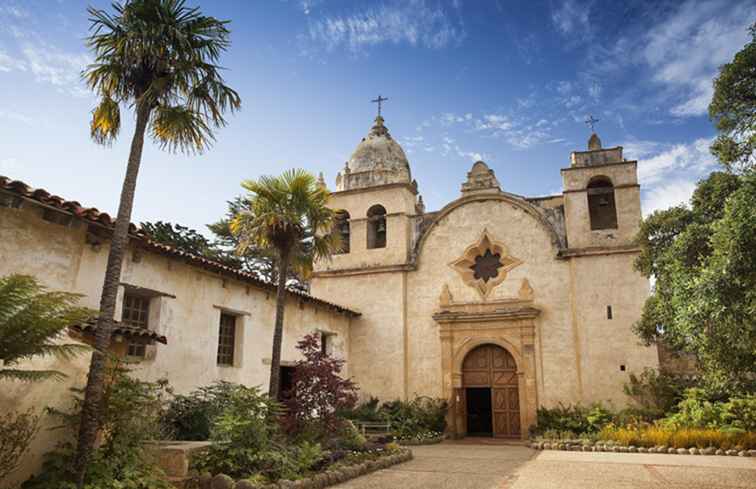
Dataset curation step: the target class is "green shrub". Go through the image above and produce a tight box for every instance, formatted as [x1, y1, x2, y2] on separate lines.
[663, 389, 756, 430]
[342, 396, 447, 440]
[624, 368, 698, 415]
[22, 361, 172, 489]
[337, 420, 367, 450]
[161, 381, 241, 441]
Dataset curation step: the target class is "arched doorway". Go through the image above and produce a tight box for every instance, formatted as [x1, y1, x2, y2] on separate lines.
[461, 344, 521, 438]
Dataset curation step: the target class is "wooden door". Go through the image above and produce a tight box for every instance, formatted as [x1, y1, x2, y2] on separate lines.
[462, 344, 520, 438]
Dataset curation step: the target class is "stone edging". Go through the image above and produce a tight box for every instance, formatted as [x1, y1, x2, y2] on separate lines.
[194, 448, 413, 489]
[529, 441, 755, 457]
[398, 436, 444, 446]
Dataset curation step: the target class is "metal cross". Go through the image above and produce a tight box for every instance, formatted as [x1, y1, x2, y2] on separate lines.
[371, 95, 388, 117]
[585, 114, 599, 132]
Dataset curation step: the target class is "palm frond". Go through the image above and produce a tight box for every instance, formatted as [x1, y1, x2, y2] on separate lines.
[82, 0, 240, 152]
[0, 368, 68, 383]
[151, 104, 213, 153]
[90, 95, 121, 145]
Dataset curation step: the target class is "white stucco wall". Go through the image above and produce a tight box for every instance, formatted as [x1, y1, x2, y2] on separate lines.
[0, 203, 353, 485]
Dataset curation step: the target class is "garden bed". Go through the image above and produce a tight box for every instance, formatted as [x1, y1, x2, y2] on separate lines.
[190, 447, 412, 489]
[397, 433, 445, 446]
[530, 440, 755, 457]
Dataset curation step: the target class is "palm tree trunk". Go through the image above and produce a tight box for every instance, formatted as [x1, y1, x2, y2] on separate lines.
[73, 103, 152, 487]
[268, 250, 290, 400]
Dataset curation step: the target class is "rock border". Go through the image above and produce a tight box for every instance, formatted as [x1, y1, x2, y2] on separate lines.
[193, 448, 413, 489]
[529, 440, 755, 457]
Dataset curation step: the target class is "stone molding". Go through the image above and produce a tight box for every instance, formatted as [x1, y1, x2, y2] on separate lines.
[448, 228, 523, 300]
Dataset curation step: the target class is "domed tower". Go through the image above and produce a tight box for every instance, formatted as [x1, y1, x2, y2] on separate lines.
[311, 113, 423, 400]
[335, 115, 413, 191]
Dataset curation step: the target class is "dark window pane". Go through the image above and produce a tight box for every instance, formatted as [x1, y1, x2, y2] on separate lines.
[123, 294, 149, 358]
[217, 313, 236, 366]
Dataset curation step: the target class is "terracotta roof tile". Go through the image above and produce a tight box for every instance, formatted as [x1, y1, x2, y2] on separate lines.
[1, 175, 360, 317]
[71, 318, 168, 344]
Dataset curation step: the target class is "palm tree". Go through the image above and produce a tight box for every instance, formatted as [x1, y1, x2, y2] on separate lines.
[74, 0, 240, 484]
[0, 274, 91, 382]
[231, 170, 340, 400]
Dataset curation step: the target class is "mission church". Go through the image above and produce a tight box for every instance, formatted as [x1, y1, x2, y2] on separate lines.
[1, 109, 657, 462]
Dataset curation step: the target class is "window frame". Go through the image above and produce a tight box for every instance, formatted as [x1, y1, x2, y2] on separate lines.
[122, 293, 150, 358]
[217, 312, 237, 367]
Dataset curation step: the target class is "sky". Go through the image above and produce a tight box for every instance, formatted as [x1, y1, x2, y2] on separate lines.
[1, 0, 754, 236]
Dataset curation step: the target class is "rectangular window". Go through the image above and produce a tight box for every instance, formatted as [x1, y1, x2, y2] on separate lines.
[607, 305, 613, 320]
[122, 294, 149, 357]
[320, 332, 329, 356]
[217, 313, 236, 366]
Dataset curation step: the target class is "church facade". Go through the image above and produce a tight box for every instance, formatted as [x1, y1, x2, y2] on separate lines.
[312, 115, 659, 439]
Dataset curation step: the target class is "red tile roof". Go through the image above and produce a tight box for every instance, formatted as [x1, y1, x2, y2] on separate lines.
[0, 175, 360, 317]
[71, 318, 168, 344]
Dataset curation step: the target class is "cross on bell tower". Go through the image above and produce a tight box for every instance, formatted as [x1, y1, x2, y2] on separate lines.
[584, 114, 599, 132]
[371, 95, 388, 117]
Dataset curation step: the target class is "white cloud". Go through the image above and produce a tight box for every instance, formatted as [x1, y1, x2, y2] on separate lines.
[0, 110, 33, 125]
[642, 179, 697, 216]
[306, 0, 464, 54]
[21, 44, 90, 95]
[0, 49, 25, 72]
[556, 80, 572, 95]
[642, 0, 754, 117]
[475, 114, 512, 131]
[551, 0, 590, 38]
[637, 137, 716, 186]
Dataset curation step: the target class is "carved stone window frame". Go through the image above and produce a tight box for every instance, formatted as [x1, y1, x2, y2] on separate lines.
[449, 228, 522, 300]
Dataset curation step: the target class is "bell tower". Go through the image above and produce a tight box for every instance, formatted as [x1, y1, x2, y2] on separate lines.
[560, 132, 641, 250]
[310, 112, 423, 400]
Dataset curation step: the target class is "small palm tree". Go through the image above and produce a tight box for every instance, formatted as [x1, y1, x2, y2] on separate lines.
[0, 274, 91, 382]
[74, 0, 240, 484]
[231, 169, 340, 400]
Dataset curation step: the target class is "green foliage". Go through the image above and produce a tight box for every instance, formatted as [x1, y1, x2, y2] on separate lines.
[343, 396, 448, 440]
[191, 385, 320, 481]
[532, 403, 660, 437]
[0, 409, 40, 482]
[663, 389, 756, 431]
[160, 381, 242, 441]
[140, 221, 240, 268]
[22, 361, 171, 489]
[230, 169, 340, 280]
[0, 274, 92, 382]
[84, 0, 241, 153]
[709, 22, 756, 173]
[207, 197, 308, 291]
[624, 368, 698, 415]
[336, 420, 367, 450]
[634, 171, 756, 395]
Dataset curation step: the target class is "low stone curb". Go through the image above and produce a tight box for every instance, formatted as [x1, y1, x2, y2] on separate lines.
[192, 448, 413, 489]
[398, 436, 444, 446]
[529, 441, 755, 458]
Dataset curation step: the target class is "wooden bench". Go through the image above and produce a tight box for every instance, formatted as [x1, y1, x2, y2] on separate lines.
[356, 421, 392, 440]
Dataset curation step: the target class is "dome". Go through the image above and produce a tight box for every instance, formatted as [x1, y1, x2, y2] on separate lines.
[347, 116, 411, 175]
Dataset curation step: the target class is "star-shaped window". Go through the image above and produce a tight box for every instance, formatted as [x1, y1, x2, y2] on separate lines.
[471, 249, 503, 283]
[450, 229, 522, 299]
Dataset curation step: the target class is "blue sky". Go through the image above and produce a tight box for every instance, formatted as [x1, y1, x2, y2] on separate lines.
[1, 0, 754, 235]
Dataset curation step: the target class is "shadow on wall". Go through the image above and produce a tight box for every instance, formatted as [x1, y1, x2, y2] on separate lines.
[0, 340, 92, 488]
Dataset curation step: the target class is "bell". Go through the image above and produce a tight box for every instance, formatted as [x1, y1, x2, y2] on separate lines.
[377, 220, 386, 233]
